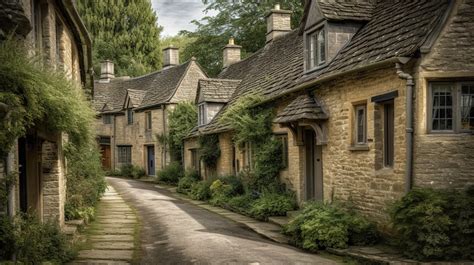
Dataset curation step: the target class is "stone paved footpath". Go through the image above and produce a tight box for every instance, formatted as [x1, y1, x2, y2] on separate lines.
[72, 185, 138, 265]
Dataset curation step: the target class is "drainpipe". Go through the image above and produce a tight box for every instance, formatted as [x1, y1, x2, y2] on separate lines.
[396, 63, 414, 193]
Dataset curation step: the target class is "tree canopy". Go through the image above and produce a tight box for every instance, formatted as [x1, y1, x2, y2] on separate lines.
[76, 0, 163, 77]
[181, 0, 304, 77]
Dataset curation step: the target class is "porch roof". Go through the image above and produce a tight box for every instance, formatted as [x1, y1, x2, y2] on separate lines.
[274, 94, 328, 124]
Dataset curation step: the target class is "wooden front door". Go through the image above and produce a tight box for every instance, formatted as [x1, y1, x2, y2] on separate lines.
[305, 129, 323, 201]
[100, 145, 111, 170]
[147, 145, 155, 176]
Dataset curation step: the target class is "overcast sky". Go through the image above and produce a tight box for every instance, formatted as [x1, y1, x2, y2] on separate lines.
[151, 0, 216, 37]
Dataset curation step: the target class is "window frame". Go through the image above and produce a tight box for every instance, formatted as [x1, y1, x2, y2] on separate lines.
[428, 81, 474, 134]
[102, 114, 112, 125]
[127, 108, 134, 125]
[305, 25, 327, 72]
[145, 111, 152, 130]
[117, 146, 132, 164]
[354, 104, 367, 145]
[383, 101, 395, 168]
[198, 103, 206, 126]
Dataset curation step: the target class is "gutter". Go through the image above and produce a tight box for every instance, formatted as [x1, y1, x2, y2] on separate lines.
[396, 62, 414, 194]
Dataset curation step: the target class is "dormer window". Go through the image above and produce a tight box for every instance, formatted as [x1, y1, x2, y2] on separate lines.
[307, 28, 326, 70]
[198, 104, 206, 126]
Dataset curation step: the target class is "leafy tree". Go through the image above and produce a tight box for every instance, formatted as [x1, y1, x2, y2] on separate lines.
[76, 0, 163, 77]
[167, 102, 198, 162]
[181, 0, 304, 76]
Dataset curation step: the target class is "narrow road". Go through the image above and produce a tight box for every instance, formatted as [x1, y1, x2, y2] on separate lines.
[107, 177, 338, 265]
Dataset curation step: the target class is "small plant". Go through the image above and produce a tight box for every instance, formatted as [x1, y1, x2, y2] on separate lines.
[390, 187, 474, 261]
[156, 162, 184, 184]
[119, 164, 146, 179]
[283, 202, 379, 251]
[249, 192, 296, 221]
[227, 193, 256, 215]
[189, 180, 212, 201]
[209, 179, 233, 206]
[177, 176, 197, 194]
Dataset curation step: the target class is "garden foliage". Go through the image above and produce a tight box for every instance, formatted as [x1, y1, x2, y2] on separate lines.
[167, 102, 198, 162]
[177, 170, 200, 194]
[283, 202, 379, 251]
[249, 192, 296, 221]
[189, 180, 212, 201]
[119, 164, 147, 179]
[390, 187, 474, 261]
[157, 162, 184, 184]
[198, 134, 221, 168]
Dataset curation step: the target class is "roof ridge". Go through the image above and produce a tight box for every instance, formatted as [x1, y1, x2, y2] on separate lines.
[200, 78, 242, 82]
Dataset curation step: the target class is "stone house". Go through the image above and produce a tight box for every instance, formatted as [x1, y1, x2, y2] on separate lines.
[0, 0, 93, 227]
[93, 48, 207, 175]
[184, 0, 474, 223]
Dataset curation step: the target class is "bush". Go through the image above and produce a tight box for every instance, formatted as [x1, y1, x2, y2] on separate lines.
[184, 169, 201, 180]
[177, 176, 197, 194]
[249, 192, 296, 221]
[0, 214, 75, 263]
[156, 162, 183, 184]
[209, 179, 233, 206]
[219, 175, 244, 195]
[119, 164, 146, 179]
[189, 180, 212, 201]
[390, 187, 474, 261]
[284, 202, 378, 251]
[227, 193, 256, 215]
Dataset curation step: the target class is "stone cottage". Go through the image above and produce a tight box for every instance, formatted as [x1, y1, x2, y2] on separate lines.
[0, 0, 93, 227]
[184, 0, 474, 223]
[93, 48, 207, 175]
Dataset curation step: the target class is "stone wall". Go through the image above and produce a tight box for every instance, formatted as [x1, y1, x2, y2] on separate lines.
[171, 61, 207, 103]
[413, 0, 474, 189]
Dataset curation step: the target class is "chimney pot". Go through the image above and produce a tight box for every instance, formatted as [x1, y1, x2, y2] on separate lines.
[223, 38, 242, 68]
[163, 45, 180, 69]
[100, 60, 114, 82]
[266, 5, 292, 43]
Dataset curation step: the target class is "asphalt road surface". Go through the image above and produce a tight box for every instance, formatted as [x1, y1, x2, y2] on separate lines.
[107, 177, 339, 265]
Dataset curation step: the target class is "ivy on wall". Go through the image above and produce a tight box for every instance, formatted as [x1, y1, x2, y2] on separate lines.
[167, 102, 198, 162]
[199, 134, 221, 168]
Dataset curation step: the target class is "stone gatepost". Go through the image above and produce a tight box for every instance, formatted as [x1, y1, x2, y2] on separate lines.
[41, 140, 65, 226]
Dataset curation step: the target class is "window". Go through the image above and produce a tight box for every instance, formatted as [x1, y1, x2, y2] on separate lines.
[118, 146, 132, 164]
[198, 104, 206, 126]
[99, 136, 111, 145]
[102, 114, 112, 124]
[127, 109, 133, 124]
[307, 28, 326, 70]
[384, 102, 394, 167]
[32, 0, 42, 52]
[55, 17, 63, 65]
[430, 82, 474, 132]
[191, 149, 199, 171]
[276, 134, 289, 169]
[354, 105, 367, 144]
[146, 111, 152, 130]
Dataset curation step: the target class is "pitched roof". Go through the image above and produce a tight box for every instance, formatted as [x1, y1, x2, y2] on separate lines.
[93, 61, 192, 113]
[300, 0, 450, 84]
[125, 89, 147, 108]
[199, 30, 304, 134]
[317, 0, 374, 22]
[197, 79, 240, 104]
[274, 94, 328, 124]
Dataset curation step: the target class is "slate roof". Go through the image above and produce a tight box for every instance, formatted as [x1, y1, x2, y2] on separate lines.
[197, 79, 240, 104]
[274, 94, 328, 124]
[199, 30, 304, 134]
[301, 0, 450, 83]
[317, 0, 374, 22]
[93, 61, 192, 113]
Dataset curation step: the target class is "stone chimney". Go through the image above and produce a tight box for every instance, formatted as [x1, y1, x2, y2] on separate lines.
[223, 37, 241, 68]
[163, 45, 179, 69]
[99, 60, 114, 82]
[266, 4, 292, 43]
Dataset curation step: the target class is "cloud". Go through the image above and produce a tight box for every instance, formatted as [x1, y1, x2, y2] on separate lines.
[151, 0, 216, 36]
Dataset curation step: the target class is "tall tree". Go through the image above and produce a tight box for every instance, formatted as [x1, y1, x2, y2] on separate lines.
[76, 0, 163, 77]
[181, 0, 304, 77]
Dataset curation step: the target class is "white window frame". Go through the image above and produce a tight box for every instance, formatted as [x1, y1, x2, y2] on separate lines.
[306, 27, 327, 71]
[354, 105, 367, 145]
[428, 81, 474, 133]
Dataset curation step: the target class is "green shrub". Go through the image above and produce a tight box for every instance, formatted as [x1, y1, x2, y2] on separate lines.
[209, 179, 233, 206]
[0, 214, 75, 263]
[227, 193, 255, 214]
[390, 187, 474, 261]
[189, 180, 212, 201]
[284, 202, 378, 251]
[167, 102, 197, 161]
[184, 169, 201, 180]
[251, 139, 283, 190]
[219, 175, 244, 195]
[118, 164, 146, 179]
[156, 162, 183, 184]
[249, 192, 296, 221]
[177, 176, 197, 194]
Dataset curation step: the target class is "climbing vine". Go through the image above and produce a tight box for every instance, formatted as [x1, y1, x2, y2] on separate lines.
[199, 134, 221, 168]
[167, 102, 198, 162]
[0, 38, 94, 157]
[219, 94, 283, 191]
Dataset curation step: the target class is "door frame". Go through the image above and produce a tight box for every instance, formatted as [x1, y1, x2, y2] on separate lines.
[304, 128, 323, 201]
[146, 145, 155, 176]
